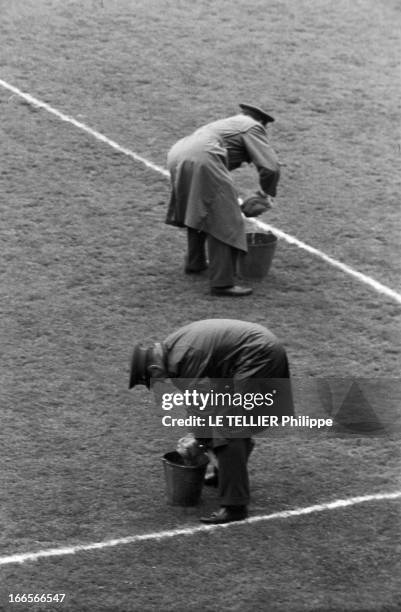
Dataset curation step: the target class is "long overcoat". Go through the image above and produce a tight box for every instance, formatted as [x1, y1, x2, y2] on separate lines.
[166, 115, 280, 251]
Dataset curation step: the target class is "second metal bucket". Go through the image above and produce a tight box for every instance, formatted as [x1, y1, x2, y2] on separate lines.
[237, 231, 278, 280]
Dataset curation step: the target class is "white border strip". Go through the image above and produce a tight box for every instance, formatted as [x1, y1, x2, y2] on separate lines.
[0, 491, 400, 566]
[1, 77, 400, 305]
[0, 78, 169, 177]
[251, 218, 401, 304]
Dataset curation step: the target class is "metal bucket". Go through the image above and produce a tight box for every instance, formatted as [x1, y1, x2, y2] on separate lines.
[162, 451, 209, 506]
[237, 231, 278, 280]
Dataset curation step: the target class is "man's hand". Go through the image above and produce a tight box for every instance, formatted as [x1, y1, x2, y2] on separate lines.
[176, 434, 205, 465]
[240, 191, 273, 217]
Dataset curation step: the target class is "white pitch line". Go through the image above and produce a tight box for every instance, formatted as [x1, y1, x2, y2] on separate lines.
[0, 78, 169, 178]
[251, 218, 401, 305]
[0, 491, 400, 566]
[1, 77, 400, 305]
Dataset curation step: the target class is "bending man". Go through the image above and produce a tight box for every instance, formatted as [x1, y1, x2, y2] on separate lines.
[128, 319, 294, 524]
[166, 104, 281, 297]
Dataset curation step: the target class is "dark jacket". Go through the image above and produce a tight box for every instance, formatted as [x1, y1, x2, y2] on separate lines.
[164, 319, 293, 440]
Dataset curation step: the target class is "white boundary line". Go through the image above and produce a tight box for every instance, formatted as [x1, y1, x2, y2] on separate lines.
[0, 491, 400, 566]
[1, 77, 401, 306]
[251, 218, 401, 305]
[0, 78, 170, 178]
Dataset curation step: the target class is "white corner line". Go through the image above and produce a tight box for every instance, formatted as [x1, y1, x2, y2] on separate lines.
[0, 491, 400, 567]
[251, 218, 401, 305]
[0, 78, 170, 178]
[1, 77, 400, 305]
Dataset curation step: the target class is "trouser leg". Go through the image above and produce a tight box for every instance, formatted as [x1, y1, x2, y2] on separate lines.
[214, 438, 253, 506]
[207, 235, 238, 288]
[247, 438, 255, 460]
[186, 228, 208, 272]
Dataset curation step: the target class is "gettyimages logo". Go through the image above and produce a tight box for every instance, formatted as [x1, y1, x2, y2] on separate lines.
[151, 378, 301, 438]
[149, 377, 399, 437]
[159, 387, 276, 411]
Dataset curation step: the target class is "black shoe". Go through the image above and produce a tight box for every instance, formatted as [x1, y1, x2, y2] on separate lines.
[210, 285, 253, 297]
[204, 468, 219, 488]
[185, 265, 208, 274]
[200, 506, 248, 524]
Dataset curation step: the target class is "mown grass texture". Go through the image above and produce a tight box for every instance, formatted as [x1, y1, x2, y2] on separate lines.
[0, 1, 400, 610]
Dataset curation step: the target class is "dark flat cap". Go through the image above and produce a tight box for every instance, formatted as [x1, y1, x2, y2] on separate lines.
[239, 103, 275, 123]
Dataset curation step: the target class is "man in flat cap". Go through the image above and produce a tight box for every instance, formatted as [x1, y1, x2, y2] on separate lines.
[129, 319, 294, 524]
[166, 104, 281, 297]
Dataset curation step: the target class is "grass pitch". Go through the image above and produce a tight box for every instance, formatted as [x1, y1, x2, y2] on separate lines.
[0, 1, 400, 610]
